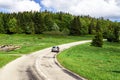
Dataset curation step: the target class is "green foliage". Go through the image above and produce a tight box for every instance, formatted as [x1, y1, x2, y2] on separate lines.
[88, 19, 94, 34]
[107, 22, 120, 42]
[2, 14, 10, 33]
[91, 32, 103, 47]
[70, 16, 82, 35]
[62, 28, 70, 35]
[33, 12, 46, 34]
[24, 22, 35, 34]
[80, 18, 88, 35]
[0, 11, 119, 44]
[8, 18, 18, 33]
[56, 12, 73, 31]
[0, 14, 5, 33]
[44, 14, 54, 31]
[113, 23, 119, 42]
[51, 23, 60, 31]
[91, 21, 103, 47]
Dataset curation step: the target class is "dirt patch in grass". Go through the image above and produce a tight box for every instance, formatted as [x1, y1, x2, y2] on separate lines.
[0, 45, 21, 52]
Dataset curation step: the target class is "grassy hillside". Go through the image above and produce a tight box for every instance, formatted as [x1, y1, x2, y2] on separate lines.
[0, 34, 92, 68]
[57, 42, 120, 80]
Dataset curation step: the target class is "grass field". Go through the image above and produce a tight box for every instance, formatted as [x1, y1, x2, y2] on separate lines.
[57, 42, 120, 80]
[0, 34, 92, 68]
[0, 54, 19, 67]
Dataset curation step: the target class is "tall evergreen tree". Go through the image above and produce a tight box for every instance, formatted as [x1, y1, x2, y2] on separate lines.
[0, 14, 5, 33]
[8, 17, 18, 33]
[106, 22, 119, 42]
[88, 19, 94, 34]
[16, 12, 26, 33]
[58, 12, 63, 21]
[113, 22, 119, 42]
[2, 14, 10, 33]
[44, 14, 54, 31]
[33, 12, 45, 34]
[70, 16, 82, 35]
[106, 23, 114, 42]
[96, 20, 102, 32]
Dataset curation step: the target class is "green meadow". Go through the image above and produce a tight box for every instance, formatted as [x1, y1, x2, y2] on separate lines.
[57, 42, 120, 80]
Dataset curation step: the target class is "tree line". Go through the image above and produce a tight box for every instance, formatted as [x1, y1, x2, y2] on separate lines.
[0, 11, 119, 46]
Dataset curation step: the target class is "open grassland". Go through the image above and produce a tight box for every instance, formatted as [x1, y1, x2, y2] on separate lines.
[57, 42, 120, 80]
[0, 54, 19, 67]
[0, 34, 92, 68]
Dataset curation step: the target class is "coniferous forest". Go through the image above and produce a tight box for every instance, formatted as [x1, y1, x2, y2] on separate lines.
[0, 11, 119, 45]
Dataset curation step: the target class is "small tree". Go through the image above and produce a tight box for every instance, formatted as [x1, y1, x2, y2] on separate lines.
[51, 23, 60, 31]
[91, 21, 103, 47]
[62, 28, 70, 35]
[8, 18, 18, 33]
[91, 32, 103, 47]
[25, 22, 35, 34]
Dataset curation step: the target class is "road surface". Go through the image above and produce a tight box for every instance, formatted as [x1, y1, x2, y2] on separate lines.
[0, 40, 91, 80]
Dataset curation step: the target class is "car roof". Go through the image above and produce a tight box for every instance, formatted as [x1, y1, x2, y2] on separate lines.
[52, 46, 58, 48]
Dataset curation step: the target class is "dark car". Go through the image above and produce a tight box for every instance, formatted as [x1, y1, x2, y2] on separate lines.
[51, 46, 59, 53]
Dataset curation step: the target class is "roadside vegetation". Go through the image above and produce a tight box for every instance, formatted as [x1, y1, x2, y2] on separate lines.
[57, 42, 120, 80]
[0, 34, 92, 68]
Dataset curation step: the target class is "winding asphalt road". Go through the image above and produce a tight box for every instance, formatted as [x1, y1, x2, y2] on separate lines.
[0, 40, 91, 80]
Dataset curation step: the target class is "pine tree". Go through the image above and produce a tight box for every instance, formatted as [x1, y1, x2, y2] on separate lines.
[44, 14, 54, 31]
[8, 18, 18, 33]
[33, 12, 45, 34]
[58, 12, 63, 21]
[113, 23, 119, 42]
[70, 16, 82, 35]
[0, 14, 5, 33]
[107, 22, 120, 42]
[3, 14, 10, 33]
[88, 19, 94, 34]
[106, 23, 114, 42]
[52, 23, 60, 31]
[91, 32, 103, 47]
[62, 28, 70, 35]
[91, 21, 103, 47]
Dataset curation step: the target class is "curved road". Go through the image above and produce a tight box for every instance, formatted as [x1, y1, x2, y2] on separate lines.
[0, 40, 91, 80]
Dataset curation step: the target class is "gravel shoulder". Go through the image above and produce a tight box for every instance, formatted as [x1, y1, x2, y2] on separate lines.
[0, 40, 91, 80]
